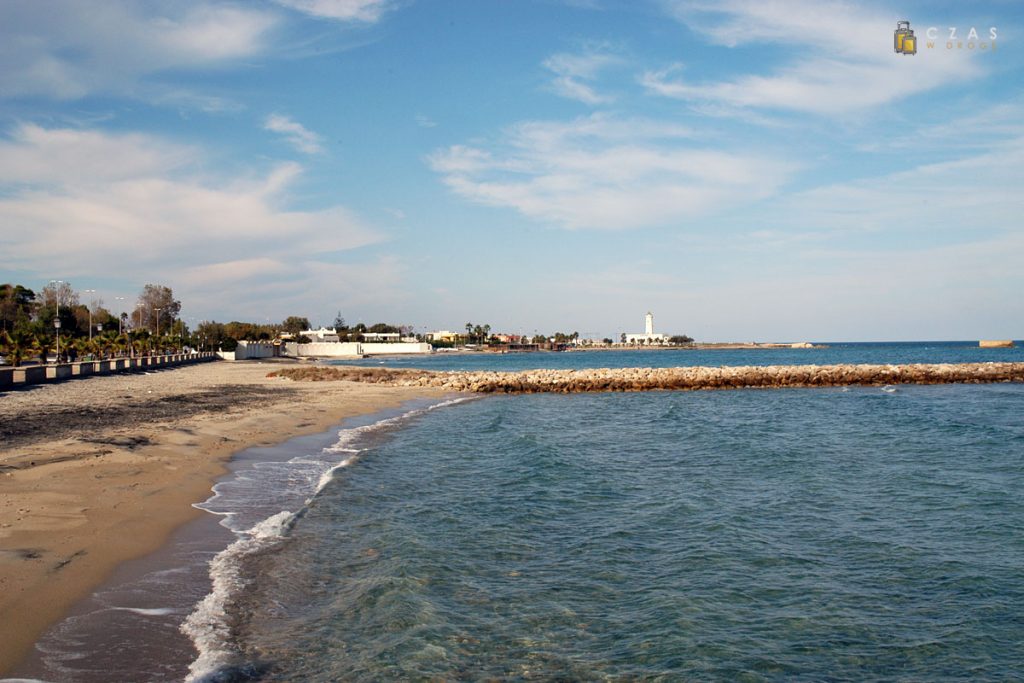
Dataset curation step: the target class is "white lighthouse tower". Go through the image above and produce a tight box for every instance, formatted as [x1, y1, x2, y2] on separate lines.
[624, 311, 668, 345]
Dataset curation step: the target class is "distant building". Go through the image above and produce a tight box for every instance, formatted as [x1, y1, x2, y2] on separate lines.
[426, 330, 461, 343]
[362, 332, 400, 342]
[301, 327, 340, 342]
[624, 312, 669, 345]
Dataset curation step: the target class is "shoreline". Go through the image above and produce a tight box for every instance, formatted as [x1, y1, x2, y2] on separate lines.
[0, 360, 442, 676]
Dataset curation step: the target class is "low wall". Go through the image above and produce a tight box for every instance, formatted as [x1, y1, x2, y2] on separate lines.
[1, 353, 218, 391]
[13, 366, 47, 384]
[72, 361, 98, 376]
[361, 343, 433, 355]
[288, 341, 365, 358]
[216, 342, 281, 361]
[45, 365, 73, 381]
[236, 341, 278, 360]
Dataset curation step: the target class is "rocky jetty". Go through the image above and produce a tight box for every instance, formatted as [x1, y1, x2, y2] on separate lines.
[270, 362, 1024, 394]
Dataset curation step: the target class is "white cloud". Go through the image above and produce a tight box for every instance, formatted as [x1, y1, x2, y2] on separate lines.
[0, 1, 275, 101]
[0, 125, 384, 303]
[542, 49, 620, 104]
[428, 113, 794, 230]
[0, 124, 198, 185]
[649, 0, 983, 115]
[176, 255, 406, 322]
[766, 136, 1024, 238]
[264, 114, 324, 154]
[272, 0, 393, 23]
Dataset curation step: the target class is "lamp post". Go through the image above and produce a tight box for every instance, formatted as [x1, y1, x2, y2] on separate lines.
[155, 307, 162, 355]
[84, 289, 96, 341]
[54, 319, 61, 363]
[115, 296, 126, 335]
[49, 280, 63, 315]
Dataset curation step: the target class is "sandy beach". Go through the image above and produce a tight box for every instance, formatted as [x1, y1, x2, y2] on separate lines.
[0, 360, 441, 675]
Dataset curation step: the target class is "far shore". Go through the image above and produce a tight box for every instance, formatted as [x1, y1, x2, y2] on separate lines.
[0, 360, 442, 676]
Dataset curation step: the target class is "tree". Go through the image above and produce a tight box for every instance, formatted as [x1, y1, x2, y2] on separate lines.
[1, 327, 36, 366]
[0, 284, 36, 332]
[669, 335, 694, 345]
[35, 281, 81, 336]
[282, 316, 310, 335]
[38, 281, 79, 311]
[333, 311, 346, 330]
[136, 284, 181, 335]
[195, 321, 227, 350]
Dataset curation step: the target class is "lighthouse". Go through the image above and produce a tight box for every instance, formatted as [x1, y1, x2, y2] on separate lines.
[624, 311, 668, 345]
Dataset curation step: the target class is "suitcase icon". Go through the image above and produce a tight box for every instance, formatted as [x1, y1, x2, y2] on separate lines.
[894, 20, 916, 55]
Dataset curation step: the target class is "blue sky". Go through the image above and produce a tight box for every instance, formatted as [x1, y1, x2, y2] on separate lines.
[0, 0, 1021, 341]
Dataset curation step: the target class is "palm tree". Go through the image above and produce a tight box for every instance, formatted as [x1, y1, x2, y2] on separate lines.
[1, 328, 35, 367]
[465, 322, 473, 344]
[114, 332, 130, 357]
[33, 332, 52, 364]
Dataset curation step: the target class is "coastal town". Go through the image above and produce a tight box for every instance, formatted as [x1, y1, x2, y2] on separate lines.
[2, 280, 714, 366]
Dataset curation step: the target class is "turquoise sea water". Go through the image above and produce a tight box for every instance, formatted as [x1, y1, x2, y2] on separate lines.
[187, 363, 1024, 680]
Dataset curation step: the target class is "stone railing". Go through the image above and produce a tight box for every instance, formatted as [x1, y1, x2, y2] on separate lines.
[0, 352, 219, 391]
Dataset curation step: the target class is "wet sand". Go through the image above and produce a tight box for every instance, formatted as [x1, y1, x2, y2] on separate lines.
[0, 360, 441, 675]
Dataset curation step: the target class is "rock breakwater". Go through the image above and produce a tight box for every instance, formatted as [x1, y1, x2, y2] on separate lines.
[269, 362, 1024, 394]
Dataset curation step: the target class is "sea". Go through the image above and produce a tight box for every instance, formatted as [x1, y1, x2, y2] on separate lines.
[8, 342, 1024, 682]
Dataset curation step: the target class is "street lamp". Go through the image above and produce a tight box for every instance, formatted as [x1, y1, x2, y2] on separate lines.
[115, 296, 126, 335]
[49, 280, 64, 329]
[84, 289, 96, 341]
[155, 307, 162, 355]
[54, 319, 61, 363]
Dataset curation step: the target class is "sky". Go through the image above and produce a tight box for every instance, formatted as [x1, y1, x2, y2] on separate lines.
[0, 0, 1021, 342]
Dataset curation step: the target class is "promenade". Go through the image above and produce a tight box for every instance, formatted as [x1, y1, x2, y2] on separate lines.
[0, 352, 218, 391]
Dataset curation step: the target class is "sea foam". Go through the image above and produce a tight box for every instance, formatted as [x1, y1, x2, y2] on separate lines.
[181, 396, 472, 683]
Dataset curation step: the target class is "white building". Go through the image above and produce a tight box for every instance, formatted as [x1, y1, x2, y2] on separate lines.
[624, 312, 669, 345]
[301, 327, 340, 342]
[362, 332, 400, 342]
